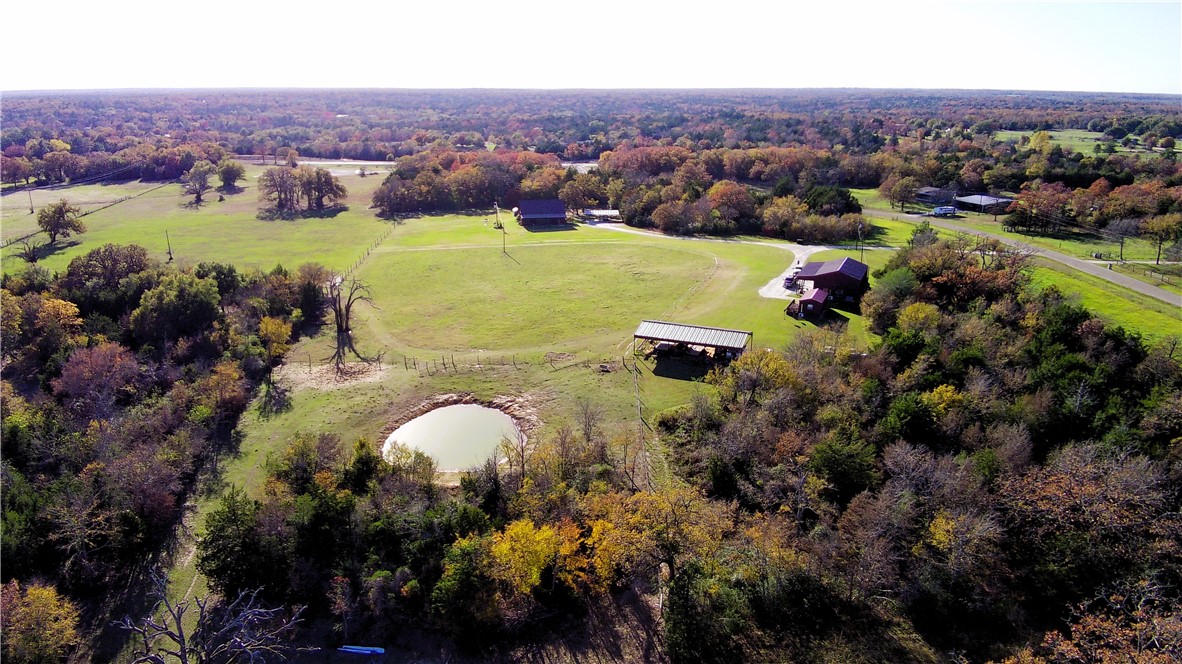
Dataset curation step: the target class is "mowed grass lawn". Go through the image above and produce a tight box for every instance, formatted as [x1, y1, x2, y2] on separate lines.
[356, 242, 717, 352]
[1029, 258, 1182, 341]
[939, 213, 1164, 262]
[1, 164, 393, 274]
[279, 215, 825, 360]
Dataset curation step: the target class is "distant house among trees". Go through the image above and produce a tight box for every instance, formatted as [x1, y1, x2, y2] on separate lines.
[955, 194, 1014, 214]
[794, 257, 869, 303]
[515, 199, 567, 227]
[915, 186, 955, 205]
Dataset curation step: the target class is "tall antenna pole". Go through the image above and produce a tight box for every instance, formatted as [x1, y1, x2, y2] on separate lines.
[495, 202, 506, 254]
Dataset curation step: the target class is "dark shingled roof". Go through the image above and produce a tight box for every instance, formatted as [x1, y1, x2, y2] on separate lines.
[796, 257, 868, 281]
[800, 288, 829, 305]
[517, 198, 567, 219]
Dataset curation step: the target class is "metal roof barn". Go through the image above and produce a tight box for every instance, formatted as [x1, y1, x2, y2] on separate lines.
[633, 320, 752, 352]
[954, 194, 1014, 213]
[516, 198, 567, 223]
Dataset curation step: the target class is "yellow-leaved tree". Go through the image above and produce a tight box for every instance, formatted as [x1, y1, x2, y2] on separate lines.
[1, 580, 80, 664]
[708, 348, 798, 410]
[258, 316, 292, 384]
[489, 518, 562, 597]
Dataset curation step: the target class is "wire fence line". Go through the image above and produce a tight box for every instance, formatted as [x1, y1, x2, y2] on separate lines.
[79, 181, 177, 218]
[339, 225, 395, 279]
[3, 181, 178, 249]
[387, 350, 628, 378]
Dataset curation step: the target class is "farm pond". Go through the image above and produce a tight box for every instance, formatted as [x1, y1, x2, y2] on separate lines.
[381, 404, 521, 471]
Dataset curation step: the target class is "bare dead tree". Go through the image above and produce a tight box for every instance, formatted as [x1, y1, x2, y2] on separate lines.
[972, 236, 1005, 268]
[498, 428, 530, 493]
[576, 398, 605, 462]
[553, 423, 575, 482]
[326, 275, 377, 374]
[17, 238, 42, 263]
[116, 573, 314, 664]
[613, 432, 651, 493]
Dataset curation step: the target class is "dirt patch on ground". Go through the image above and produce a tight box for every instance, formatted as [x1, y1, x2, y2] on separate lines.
[595, 359, 622, 373]
[274, 361, 389, 390]
[376, 391, 545, 444]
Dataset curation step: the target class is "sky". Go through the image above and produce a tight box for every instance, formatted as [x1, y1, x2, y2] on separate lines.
[3, 0, 1179, 94]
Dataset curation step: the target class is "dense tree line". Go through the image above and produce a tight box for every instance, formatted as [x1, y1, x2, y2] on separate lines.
[4, 91, 1180, 252]
[4, 90, 1178, 194]
[369, 130, 1180, 245]
[0, 245, 326, 661]
[3, 90, 1179, 168]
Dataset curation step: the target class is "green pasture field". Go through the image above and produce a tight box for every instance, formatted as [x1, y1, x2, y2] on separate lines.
[1110, 261, 1182, 296]
[849, 188, 939, 219]
[857, 214, 944, 246]
[935, 212, 1165, 262]
[849, 187, 891, 210]
[1, 164, 393, 274]
[1029, 258, 1182, 341]
[993, 129, 1160, 158]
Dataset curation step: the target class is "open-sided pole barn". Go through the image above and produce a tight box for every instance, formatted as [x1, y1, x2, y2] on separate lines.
[632, 320, 752, 360]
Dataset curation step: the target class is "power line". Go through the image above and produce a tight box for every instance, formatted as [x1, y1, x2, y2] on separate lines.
[4, 163, 139, 193]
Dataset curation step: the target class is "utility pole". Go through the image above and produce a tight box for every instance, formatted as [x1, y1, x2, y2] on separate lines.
[28, 190, 34, 215]
[857, 222, 864, 262]
[494, 202, 506, 254]
[166, 230, 174, 262]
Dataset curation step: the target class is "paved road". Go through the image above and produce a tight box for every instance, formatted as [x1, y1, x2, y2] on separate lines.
[864, 207, 1182, 308]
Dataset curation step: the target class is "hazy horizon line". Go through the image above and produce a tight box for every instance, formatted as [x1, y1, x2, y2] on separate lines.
[5, 86, 1180, 97]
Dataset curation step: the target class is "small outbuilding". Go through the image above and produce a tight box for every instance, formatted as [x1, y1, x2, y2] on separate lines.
[794, 257, 869, 302]
[954, 194, 1014, 215]
[786, 288, 829, 319]
[515, 199, 568, 227]
[581, 208, 621, 220]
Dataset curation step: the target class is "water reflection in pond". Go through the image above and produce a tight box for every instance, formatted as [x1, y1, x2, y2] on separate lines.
[382, 404, 521, 471]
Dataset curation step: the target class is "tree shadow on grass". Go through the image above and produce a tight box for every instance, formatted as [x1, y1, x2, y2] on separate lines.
[373, 212, 416, 224]
[84, 557, 168, 663]
[522, 222, 578, 232]
[257, 381, 293, 418]
[649, 355, 713, 381]
[21, 238, 81, 263]
[197, 428, 244, 500]
[860, 222, 898, 247]
[257, 204, 349, 221]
